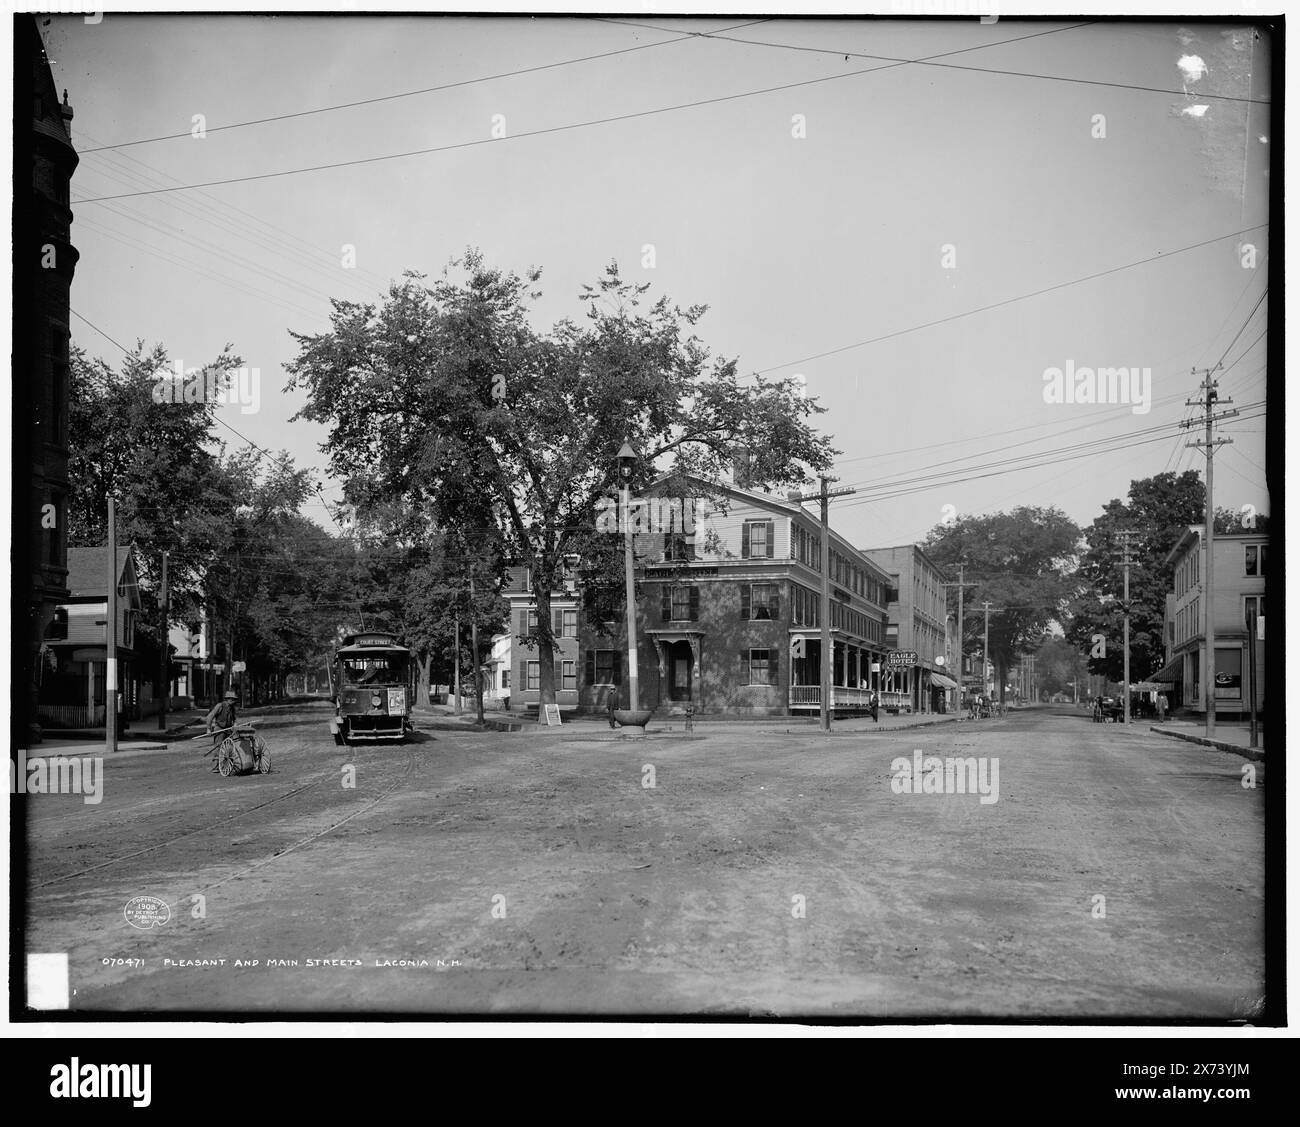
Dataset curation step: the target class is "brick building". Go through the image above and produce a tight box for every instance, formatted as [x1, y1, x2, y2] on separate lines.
[578, 478, 895, 718]
[501, 564, 581, 715]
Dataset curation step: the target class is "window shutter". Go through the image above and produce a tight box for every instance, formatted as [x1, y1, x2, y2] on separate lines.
[740, 585, 751, 620]
[740, 650, 750, 677]
[552, 608, 562, 634]
[614, 652, 623, 685]
[689, 587, 699, 621]
[585, 651, 594, 684]
[765, 520, 775, 558]
[770, 589, 780, 620]
[768, 649, 779, 685]
[741, 524, 751, 559]
[518, 610, 528, 637]
[662, 585, 672, 622]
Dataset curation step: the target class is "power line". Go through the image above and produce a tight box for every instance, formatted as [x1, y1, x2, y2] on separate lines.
[72, 22, 1095, 205]
[600, 17, 1269, 106]
[750, 223, 1268, 375]
[837, 410, 1265, 510]
[78, 127, 394, 296]
[1212, 288, 1268, 368]
[79, 19, 773, 153]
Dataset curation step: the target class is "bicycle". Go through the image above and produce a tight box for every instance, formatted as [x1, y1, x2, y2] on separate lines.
[195, 723, 270, 776]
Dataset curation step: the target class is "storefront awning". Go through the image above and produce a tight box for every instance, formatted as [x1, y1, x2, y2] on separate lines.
[1151, 657, 1183, 685]
[930, 673, 960, 690]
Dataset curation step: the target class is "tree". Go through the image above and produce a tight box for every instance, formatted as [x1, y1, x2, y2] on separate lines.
[287, 252, 835, 708]
[1064, 471, 1205, 682]
[1033, 635, 1090, 699]
[922, 507, 1082, 702]
[68, 342, 245, 624]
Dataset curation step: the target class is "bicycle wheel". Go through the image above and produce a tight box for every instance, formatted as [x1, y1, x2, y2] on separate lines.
[255, 736, 271, 774]
[218, 738, 239, 777]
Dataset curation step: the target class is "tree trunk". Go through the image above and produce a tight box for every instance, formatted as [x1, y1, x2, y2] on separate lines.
[417, 652, 431, 706]
[535, 578, 556, 711]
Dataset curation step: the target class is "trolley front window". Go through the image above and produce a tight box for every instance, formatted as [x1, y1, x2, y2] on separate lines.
[340, 654, 408, 685]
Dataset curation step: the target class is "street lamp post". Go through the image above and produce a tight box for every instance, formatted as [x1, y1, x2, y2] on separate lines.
[617, 441, 640, 713]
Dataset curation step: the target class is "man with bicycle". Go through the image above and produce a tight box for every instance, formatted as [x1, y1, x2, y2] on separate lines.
[203, 690, 238, 772]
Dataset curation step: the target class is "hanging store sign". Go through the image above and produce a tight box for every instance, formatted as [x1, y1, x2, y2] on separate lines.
[886, 651, 918, 666]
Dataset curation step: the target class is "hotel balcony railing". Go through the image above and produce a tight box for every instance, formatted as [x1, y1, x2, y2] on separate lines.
[788, 687, 910, 709]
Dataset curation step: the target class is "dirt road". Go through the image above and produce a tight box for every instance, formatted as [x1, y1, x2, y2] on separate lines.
[21, 705, 1265, 1018]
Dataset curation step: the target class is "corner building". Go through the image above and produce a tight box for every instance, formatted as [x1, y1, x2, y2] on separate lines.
[578, 478, 895, 718]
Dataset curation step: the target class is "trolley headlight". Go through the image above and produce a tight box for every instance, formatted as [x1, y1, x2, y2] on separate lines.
[371, 692, 382, 709]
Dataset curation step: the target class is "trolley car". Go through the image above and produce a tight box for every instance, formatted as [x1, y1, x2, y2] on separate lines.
[330, 632, 415, 745]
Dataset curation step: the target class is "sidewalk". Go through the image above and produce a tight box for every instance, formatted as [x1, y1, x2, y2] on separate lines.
[505, 707, 969, 740]
[1148, 719, 1265, 761]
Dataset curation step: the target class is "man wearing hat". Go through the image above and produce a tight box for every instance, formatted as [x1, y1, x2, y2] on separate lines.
[204, 690, 239, 771]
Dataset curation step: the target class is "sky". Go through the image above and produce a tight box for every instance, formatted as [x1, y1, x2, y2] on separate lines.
[42, 13, 1271, 550]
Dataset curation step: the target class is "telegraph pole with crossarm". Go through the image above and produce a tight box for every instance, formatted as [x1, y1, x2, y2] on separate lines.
[1116, 529, 1137, 726]
[1181, 366, 1236, 739]
[793, 476, 856, 732]
[941, 564, 976, 717]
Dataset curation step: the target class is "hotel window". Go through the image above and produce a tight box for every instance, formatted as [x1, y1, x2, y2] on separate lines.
[527, 661, 540, 691]
[662, 584, 699, 622]
[1245, 545, 1267, 576]
[501, 671, 509, 690]
[742, 520, 774, 559]
[527, 609, 538, 630]
[744, 648, 778, 685]
[741, 582, 780, 620]
[664, 532, 695, 562]
[562, 660, 577, 692]
[586, 650, 623, 686]
[562, 609, 577, 638]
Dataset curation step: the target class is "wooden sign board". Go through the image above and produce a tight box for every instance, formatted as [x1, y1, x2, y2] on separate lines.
[543, 704, 561, 726]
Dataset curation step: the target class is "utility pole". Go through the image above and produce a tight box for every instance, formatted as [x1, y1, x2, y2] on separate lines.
[469, 574, 483, 725]
[800, 473, 852, 733]
[106, 497, 118, 755]
[794, 477, 856, 732]
[982, 601, 992, 703]
[1181, 365, 1236, 739]
[1117, 529, 1137, 726]
[453, 613, 461, 715]
[157, 550, 169, 730]
[941, 564, 975, 717]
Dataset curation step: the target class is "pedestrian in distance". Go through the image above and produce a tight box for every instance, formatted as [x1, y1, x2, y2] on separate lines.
[1156, 692, 1167, 723]
[204, 690, 238, 771]
[607, 690, 618, 730]
[870, 691, 880, 723]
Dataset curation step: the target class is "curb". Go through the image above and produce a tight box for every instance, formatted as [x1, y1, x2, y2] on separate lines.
[1149, 725, 1265, 762]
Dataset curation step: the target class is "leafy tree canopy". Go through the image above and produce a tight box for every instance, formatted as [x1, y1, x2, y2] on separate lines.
[287, 251, 837, 703]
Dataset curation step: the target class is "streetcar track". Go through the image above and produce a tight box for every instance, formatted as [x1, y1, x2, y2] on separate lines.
[192, 748, 417, 893]
[31, 767, 340, 889]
